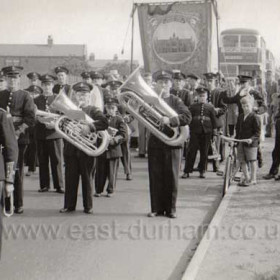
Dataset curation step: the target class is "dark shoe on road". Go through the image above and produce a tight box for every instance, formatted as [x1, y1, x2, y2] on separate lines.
[59, 208, 75, 213]
[126, 174, 132, 181]
[199, 172, 206, 179]
[56, 188, 65, 194]
[14, 207, 24, 214]
[181, 173, 189, 179]
[166, 212, 177, 219]
[275, 176, 280, 181]
[38, 187, 49, 193]
[84, 208, 93, 214]
[263, 173, 275, 180]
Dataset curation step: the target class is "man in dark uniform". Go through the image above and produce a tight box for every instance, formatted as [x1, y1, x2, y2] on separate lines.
[204, 72, 227, 172]
[90, 71, 108, 111]
[0, 71, 6, 91]
[171, 72, 192, 107]
[34, 74, 64, 193]
[0, 66, 35, 214]
[183, 86, 217, 179]
[0, 108, 18, 258]
[265, 70, 278, 137]
[25, 85, 43, 176]
[26, 72, 41, 87]
[59, 82, 108, 214]
[81, 71, 92, 85]
[147, 70, 192, 218]
[186, 73, 201, 104]
[52, 66, 71, 96]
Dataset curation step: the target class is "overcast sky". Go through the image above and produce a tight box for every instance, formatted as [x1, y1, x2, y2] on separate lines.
[0, 0, 279, 65]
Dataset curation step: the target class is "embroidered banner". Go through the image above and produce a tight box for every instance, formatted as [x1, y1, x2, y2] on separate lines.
[137, 1, 216, 76]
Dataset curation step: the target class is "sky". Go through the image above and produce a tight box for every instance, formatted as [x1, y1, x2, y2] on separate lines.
[0, 0, 280, 65]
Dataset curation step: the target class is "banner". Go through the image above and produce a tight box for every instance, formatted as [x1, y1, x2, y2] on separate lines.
[137, 1, 216, 76]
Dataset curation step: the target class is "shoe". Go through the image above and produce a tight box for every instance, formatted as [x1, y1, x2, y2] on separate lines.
[84, 208, 93, 214]
[265, 134, 271, 138]
[250, 180, 257, 185]
[106, 193, 113, 197]
[14, 207, 24, 214]
[59, 208, 75, 213]
[275, 176, 280, 181]
[238, 181, 250, 187]
[181, 173, 189, 179]
[56, 188, 65, 194]
[199, 172, 206, 179]
[126, 174, 132, 181]
[147, 212, 156, 217]
[263, 174, 275, 180]
[38, 187, 49, 192]
[216, 170, 224, 176]
[166, 212, 177, 218]
[94, 193, 101, 197]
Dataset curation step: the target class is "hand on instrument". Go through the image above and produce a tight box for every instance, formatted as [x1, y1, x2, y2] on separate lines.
[80, 124, 91, 136]
[246, 139, 253, 144]
[160, 116, 170, 126]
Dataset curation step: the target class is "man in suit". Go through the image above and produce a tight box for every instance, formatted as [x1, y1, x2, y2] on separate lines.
[52, 66, 71, 96]
[0, 108, 18, 258]
[0, 66, 35, 214]
[147, 70, 192, 218]
[183, 86, 217, 179]
[60, 82, 108, 214]
[34, 74, 64, 193]
[265, 70, 278, 137]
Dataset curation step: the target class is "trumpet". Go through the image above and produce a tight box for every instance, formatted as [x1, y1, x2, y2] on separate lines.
[118, 67, 188, 146]
[35, 92, 110, 157]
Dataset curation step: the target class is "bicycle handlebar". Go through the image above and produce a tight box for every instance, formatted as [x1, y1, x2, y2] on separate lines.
[220, 135, 252, 144]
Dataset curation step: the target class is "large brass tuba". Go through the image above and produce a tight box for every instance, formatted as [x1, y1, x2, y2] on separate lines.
[36, 92, 110, 157]
[118, 67, 188, 146]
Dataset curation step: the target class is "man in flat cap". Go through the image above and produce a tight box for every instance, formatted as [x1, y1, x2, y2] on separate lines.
[147, 70, 191, 218]
[81, 72, 92, 85]
[53, 66, 71, 97]
[0, 66, 35, 214]
[60, 82, 108, 214]
[186, 73, 201, 104]
[34, 74, 64, 194]
[183, 86, 217, 179]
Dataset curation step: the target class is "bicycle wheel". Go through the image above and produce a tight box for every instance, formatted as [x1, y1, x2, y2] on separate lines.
[223, 156, 232, 196]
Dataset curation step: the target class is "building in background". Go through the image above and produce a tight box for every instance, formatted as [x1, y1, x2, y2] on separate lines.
[0, 35, 87, 86]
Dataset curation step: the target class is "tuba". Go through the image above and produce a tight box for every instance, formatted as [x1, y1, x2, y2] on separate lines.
[36, 92, 110, 157]
[118, 67, 188, 146]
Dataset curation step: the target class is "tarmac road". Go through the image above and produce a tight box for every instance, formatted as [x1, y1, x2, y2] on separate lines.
[1, 150, 225, 280]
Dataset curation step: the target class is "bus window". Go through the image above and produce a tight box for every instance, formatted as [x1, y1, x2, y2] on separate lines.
[240, 35, 257, 48]
[222, 35, 239, 49]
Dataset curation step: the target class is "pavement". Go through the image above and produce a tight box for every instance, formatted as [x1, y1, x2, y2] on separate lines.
[182, 137, 280, 280]
[0, 149, 224, 280]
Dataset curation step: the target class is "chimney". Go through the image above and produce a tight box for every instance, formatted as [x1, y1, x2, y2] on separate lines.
[47, 35, 53, 46]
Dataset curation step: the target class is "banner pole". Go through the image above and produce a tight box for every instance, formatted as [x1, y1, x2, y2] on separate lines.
[130, 3, 136, 74]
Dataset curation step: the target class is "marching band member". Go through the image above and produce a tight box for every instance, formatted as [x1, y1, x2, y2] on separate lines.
[81, 71, 93, 85]
[147, 70, 191, 218]
[203, 72, 227, 173]
[60, 82, 108, 214]
[0, 71, 6, 91]
[34, 75, 64, 193]
[25, 85, 43, 176]
[106, 80, 133, 180]
[0, 66, 35, 214]
[53, 66, 72, 96]
[94, 97, 127, 197]
[26, 72, 41, 87]
[183, 86, 217, 179]
[0, 108, 18, 258]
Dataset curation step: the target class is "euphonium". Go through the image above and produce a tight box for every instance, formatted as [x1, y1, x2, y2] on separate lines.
[118, 67, 188, 146]
[36, 92, 110, 157]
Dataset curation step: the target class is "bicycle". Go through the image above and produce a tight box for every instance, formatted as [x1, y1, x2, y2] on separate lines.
[220, 135, 251, 196]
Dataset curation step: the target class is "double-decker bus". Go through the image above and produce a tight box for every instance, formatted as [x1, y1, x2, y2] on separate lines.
[219, 28, 266, 82]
